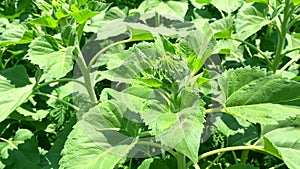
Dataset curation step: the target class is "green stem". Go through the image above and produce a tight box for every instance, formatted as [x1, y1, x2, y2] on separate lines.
[277, 54, 300, 73]
[138, 131, 153, 137]
[281, 46, 300, 56]
[230, 38, 273, 68]
[87, 39, 130, 71]
[240, 150, 249, 163]
[0, 49, 5, 70]
[273, 0, 294, 72]
[232, 151, 238, 164]
[75, 47, 98, 104]
[137, 141, 177, 157]
[34, 92, 80, 111]
[206, 152, 225, 169]
[186, 145, 282, 168]
[205, 108, 225, 114]
[35, 78, 87, 90]
[128, 158, 133, 169]
[0, 138, 17, 149]
[177, 153, 186, 169]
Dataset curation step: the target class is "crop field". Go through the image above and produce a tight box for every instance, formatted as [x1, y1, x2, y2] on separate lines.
[0, 0, 300, 169]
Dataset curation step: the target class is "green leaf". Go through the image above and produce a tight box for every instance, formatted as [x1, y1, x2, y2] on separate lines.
[211, 0, 243, 13]
[138, 158, 170, 169]
[263, 127, 300, 169]
[220, 67, 300, 124]
[59, 105, 137, 169]
[210, 16, 234, 38]
[128, 26, 155, 42]
[140, 90, 205, 163]
[0, 66, 33, 123]
[30, 16, 58, 28]
[292, 0, 300, 6]
[0, 24, 34, 47]
[235, 2, 271, 40]
[179, 30, 216, 68]
[70, 9, 99, 24]
[190, 0, 210, 9]
[0, 129, 33, 159]
[0, 129, 42, 169]
[9, 106, 49, 121]
[214, 114, 258, 146]
[27, 35, 74, 80]
[138, 0, 189, 18]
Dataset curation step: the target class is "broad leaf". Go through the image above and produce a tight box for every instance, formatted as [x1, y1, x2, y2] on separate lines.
[220, 67, 300, 124]
[0, 66, 33, 122]
[235, 2, 271, 40]
[27, 35, 74, 80]
[59, 104, 137, 169]
[0, 129, 42, 168]
[30, 16, 58, 28]
[263, 127, 300, 169]
[211, 0, 243, 14]
[138, 0, 188, 19]
[0, 24, 34, 47]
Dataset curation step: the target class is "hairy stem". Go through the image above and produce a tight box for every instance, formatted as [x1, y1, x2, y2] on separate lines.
[273, 0, 294, 71]
[75, 47, 98, 104]
[186, 145, 282, 168]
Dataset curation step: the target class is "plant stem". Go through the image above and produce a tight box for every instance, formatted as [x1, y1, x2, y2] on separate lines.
[273, 0, 294, 72]
[75, 47, 98, 104]
[280, 46, 300, 56]
[230, 38, 273, 68]
[35, 78, 87, 89]
[177, 153, 186, 169]
[206, 152, 225, 169]
[205, 108, 225, 114]
[277, 54, 300, 74]
[186, 145, 282, 168]
[232, 151, 238, 164]
[87, 39, 130, 71]
[240, 150, 249, 163]
[137, 141, 177, 157]
[0, 137, 17, 148]
[34, 92, 80, 111]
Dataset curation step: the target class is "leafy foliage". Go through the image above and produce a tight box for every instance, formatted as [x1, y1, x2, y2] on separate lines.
[1, 0, 300, 169]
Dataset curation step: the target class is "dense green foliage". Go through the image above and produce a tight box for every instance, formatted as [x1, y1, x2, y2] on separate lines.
[0, 0, 300, 169]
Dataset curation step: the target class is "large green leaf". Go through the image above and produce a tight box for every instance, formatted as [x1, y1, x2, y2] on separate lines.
[0, 66, 33, 123]
[59, 104, 137, 169]
[27, 35, 74, 80]
[0, 24, 34, 47]
[138, 0, 188, 18]
[100, 87, 205, 163]
[262, 127, 300, 169]
[220, 67, 300, 124]
[211, 0, 243, 14]
[235, 2, 271, 40]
